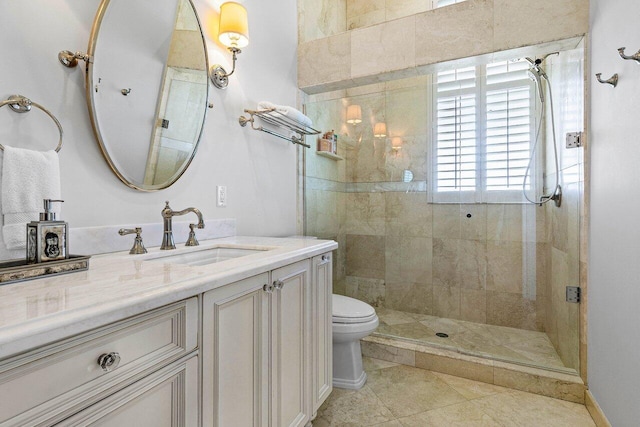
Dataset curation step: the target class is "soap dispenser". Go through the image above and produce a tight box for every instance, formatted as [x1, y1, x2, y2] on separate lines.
[26, 199, 69, 264]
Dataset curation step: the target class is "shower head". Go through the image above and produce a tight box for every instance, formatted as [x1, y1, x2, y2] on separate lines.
[527, 67, 545, 103]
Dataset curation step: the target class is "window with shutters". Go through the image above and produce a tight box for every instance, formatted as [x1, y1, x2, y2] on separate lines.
[432, 59, 537, 203]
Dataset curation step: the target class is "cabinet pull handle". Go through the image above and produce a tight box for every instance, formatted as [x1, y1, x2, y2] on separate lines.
[97, 352, 121, 372]
[274, 280, 284, 290]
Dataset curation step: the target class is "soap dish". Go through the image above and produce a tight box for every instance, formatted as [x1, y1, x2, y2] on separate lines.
[0, 255, 91, 286]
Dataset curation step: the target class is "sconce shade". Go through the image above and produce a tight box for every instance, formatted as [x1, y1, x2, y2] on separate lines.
[391, 137, 403, 149]
[218, 2, 249, 49]
[374, 122, 387, 138]
[346, 105, 362, 124]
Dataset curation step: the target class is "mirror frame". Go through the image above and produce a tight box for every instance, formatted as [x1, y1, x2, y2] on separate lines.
[85, 0, 210, 191]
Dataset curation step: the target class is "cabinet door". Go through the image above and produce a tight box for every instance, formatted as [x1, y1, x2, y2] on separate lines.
[202, 273, 270, 427]
[61, 355, 199, 427]
[311, 253, 333, 414]
[271, 260, 311, 427]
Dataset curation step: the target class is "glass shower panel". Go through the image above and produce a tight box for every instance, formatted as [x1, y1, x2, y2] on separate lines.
[302, 47, 583, 374]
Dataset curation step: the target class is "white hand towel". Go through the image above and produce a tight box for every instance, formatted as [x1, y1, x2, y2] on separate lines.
[1, 146, 61, 250]
[258, 101, 313, 128]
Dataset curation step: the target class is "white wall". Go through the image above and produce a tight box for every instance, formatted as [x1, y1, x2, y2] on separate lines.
[589, 0, 640, 424]
[0, 0, 299, 259]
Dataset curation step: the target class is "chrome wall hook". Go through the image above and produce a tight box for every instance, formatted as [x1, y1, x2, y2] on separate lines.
[618, 47, 640, 64]
[595, 73, 618, 87]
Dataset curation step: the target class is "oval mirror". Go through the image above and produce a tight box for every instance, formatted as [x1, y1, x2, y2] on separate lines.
[86, 0, 209, 191]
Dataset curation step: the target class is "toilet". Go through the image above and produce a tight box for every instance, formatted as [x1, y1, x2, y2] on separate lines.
[332, 294, 379, 390]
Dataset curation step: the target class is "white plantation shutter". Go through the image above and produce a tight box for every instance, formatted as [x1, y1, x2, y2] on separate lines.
[435, 67, 477, 197]
[433, 59, 536, 203]
[436, 94, 476, 193]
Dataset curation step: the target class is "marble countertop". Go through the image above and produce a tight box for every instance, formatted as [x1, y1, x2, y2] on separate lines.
[0, 236, 337, 359]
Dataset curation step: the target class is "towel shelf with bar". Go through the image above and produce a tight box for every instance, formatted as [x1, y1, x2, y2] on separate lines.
[0, 95, 63, 152]
[238, 108, 319, 148]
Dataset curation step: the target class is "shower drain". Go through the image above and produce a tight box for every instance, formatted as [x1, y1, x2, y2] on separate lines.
[435, 332, 449, 338]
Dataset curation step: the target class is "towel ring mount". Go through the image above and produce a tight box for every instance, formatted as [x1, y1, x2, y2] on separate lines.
[0, 95, 63, 152]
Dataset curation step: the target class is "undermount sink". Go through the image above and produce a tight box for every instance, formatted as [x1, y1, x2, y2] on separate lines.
[147, 246, 272, 267]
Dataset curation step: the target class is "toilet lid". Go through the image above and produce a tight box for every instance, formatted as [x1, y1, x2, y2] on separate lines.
[332, 294, 377, 324]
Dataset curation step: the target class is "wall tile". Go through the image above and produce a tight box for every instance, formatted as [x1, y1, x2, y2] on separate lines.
[432, 238, 458, 287]
[351, 16, 416, 79]
[385, 0, 431, 21]
[432, 284, 461, 319]
[298, 32, 351, 89]
[385, 192, 433, 238]
[486, 241, 524, 294]
[346, 234, 386, 278]
[345, 276, 386, 307]
[386, 281, 433, 315]
[347, 0, 385, 30]
[486, 291, 539, 331]
[298, 0, 347, 43]
[385, 236, 433, 284]
[345, 192, 386, 235]
[460, 204, 487, 241]
[493, 0, 588, 52]
[415, 0, 493, 67]
[460, 289, 487, 323]
[433, 205, 461, 239]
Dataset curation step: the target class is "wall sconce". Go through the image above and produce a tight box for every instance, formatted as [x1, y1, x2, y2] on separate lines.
[391, 137, 402, 155]
[373, 122, 387, 138]
[346, 105, 362, 124]
[209, 2, 249, 89]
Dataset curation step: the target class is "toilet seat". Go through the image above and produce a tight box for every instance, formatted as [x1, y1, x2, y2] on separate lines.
[332, 294, 377, 324]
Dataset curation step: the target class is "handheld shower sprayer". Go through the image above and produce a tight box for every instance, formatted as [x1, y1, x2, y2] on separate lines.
[522, 51, 561, 207]
[525, 53, 557, 103]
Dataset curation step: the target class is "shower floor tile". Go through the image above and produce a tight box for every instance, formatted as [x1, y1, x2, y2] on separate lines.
[314, 357, 595, 426]
[374, 308, 566, 370]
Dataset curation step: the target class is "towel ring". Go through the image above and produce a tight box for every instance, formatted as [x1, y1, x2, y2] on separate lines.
[0, 95, 63, 152]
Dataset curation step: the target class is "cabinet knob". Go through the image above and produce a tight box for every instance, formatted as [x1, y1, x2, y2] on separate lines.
[97, 352, 121, 372]
[274, 280, 284, 290]
[263, 283, 273, 293]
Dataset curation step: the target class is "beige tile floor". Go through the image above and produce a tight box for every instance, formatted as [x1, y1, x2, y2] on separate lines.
[373, 308, 569, 371]
[314, 357, 595, 426]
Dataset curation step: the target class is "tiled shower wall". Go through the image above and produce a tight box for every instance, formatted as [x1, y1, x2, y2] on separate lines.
[304, 49, 584, 371]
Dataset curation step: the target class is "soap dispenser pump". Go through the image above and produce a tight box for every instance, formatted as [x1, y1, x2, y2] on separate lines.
[27, 199, 69, 264]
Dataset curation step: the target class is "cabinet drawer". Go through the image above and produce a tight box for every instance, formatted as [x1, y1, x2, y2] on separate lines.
[61, 355, 199, 427]
[0, 297, 198, 426]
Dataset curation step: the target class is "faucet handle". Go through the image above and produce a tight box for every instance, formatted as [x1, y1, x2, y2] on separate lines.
[118, 227, 148, 254]
[185, 223, 200, 247]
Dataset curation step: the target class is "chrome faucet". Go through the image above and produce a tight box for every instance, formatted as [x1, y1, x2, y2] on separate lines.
[161, 201, 205, 250]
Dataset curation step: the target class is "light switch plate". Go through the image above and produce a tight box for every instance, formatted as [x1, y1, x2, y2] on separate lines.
[217, 185, 227, 207]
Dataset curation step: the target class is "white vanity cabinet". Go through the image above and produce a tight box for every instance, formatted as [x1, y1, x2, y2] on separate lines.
[203, 257, 331, 427]
[0, 238, 337, 427]
[0, 297, 199, 426]
[311, 252, 333, 415]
